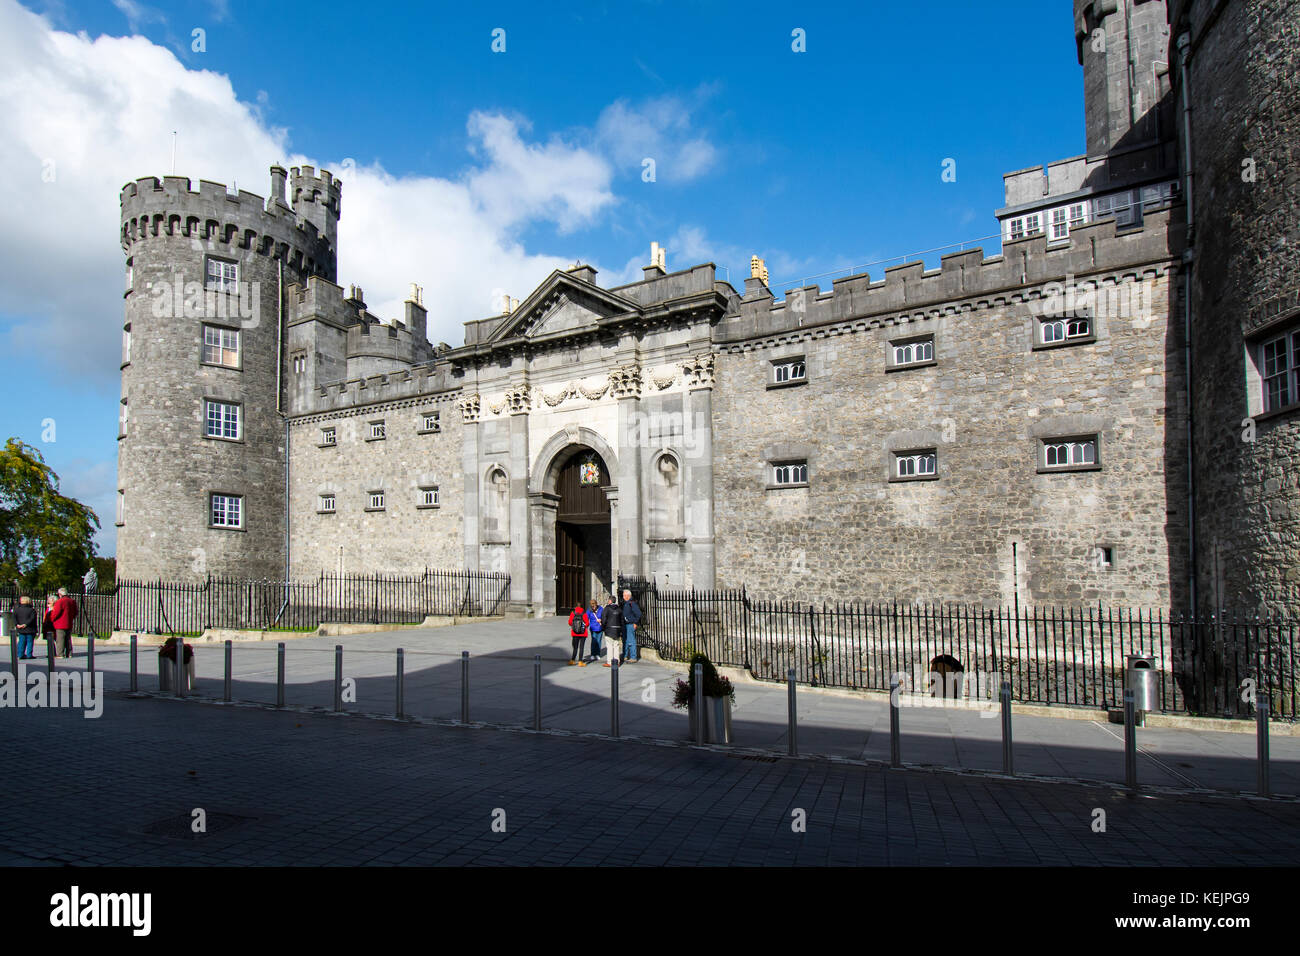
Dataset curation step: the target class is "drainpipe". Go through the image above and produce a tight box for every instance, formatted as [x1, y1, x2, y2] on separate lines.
[1176, 30, 1198, 614]
[278, 257, 290, 586]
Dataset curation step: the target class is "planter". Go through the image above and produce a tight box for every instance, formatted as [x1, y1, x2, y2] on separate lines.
[687, 694, 733, 744]
[158, 657, 196, 692]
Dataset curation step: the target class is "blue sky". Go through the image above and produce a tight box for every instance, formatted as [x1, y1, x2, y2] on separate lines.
[0, 0, 1086, 557]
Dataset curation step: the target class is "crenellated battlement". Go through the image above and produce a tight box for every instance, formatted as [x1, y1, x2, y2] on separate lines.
[120, 169, 338, 281]
[293, 360, 462, 420]
[718, 208, 1183, 344]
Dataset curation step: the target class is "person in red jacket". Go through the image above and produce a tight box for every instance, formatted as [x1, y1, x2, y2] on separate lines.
[48, 587, 78, 659]
[567, 605, 588, 667]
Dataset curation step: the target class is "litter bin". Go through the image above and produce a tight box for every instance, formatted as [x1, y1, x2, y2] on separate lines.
[1125, 654, 1159, 716]
[1, 610, 13, 639]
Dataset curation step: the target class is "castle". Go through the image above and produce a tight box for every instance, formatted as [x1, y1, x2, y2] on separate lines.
[114, 0, 1300, 617]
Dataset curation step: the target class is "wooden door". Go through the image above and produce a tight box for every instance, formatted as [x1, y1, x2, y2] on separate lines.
[556, 522, 585, 614]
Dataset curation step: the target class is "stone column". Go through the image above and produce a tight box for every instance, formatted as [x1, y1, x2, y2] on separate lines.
[507, 382, 531, 614]
[603, 486, 620, 591]
[684, 353, 716, 590]
[529, 492, 560, 616]
[612, 363, 644, 578]
[459, 394, 481, 571]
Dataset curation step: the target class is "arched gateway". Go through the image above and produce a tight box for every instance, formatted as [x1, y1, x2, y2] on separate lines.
[552, 448, 612, 613]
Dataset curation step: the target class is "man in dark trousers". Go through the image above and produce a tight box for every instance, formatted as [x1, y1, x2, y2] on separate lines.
[49, 588, 78, 659]
[12, 595, 37, 659]
[621, 588, 642, 663]
[601, 594, 623, 667]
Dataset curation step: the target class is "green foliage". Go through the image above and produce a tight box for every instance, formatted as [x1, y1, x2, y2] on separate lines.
[671, 652, 736, 708]
[0, 438, 100, 594]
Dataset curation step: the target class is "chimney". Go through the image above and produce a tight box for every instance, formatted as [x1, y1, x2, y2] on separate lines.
[405, 283, 428, 347]
[750, 255, 769, 284]
[567, 261, 599, 285]
[269, 164, 288, 206]
[643, 241, 667, 280]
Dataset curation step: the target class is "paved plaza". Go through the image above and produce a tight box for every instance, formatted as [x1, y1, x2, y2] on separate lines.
[1, 618, 1299, 866]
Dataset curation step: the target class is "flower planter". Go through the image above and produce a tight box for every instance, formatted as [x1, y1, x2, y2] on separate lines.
[687, 694, 733, 744]
[158, 656, 196, 692]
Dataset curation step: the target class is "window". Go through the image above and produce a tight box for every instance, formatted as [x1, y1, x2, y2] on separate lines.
[1095, 545, 1114, 570]
[1008, 213, 1043, 241]
[894, 450, 938, 479]
[116, 489, 124, 527]
[1038, 314, 1092, 346]
[119, 399, 128, 438]
[202, 324, 240, 368]
[1041, 437, 1099, 471]
[890, 336, 935, 368]
[419, 486, 440, 509]
[771, 359, 806, 385]
[1261, 329, 1300, 413]
[204, 400, 241, 440]
[122, 324, 131, 365]
[292, 353, 307, 375]
[1093, 190, 1141, 228]
[367, 421, 386, 441]
[367, 490, 385, 511]
[205, 257, 238, 294]
[772, 461, 808, 486]
[420, 411, 441, 433]
[320, 427, 337, 446]
[125, 259, 133, 292]
[318, 494, 336, 513]
[210, 493, 243, 528]
[1051, 207, 1068, 241]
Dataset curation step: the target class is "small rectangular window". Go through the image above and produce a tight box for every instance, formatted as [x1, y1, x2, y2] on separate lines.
[292, 353, 307, 375]
[368, 421, 386, 441]
[772, 461, 808, 486]
[367, 491, 385, 511]
[119, 399, 129, 438]
[320, 427, 337, 446]
[890, 336, 935, 368]
[894, 450, 938, 479]
[204, 400, 241, 440]
[1050, 207, 1069, 240]
[1037, 314, 1093, 348]
[122, 324, 131, 365]
[318, 494, 335, 513]
[421, 411, 441, 433]
[419, 486, 440, 508]
[772, 359, 806, 385]
[210, 493, 243, 528]
[1041, 436, 1099, 471]
[1261, 330, 1299, 413]
[1094, 545, 1114, 569]
[116, 489, 125, 526]
[202, 324, 240, 368]
[205, 257, 239, 294]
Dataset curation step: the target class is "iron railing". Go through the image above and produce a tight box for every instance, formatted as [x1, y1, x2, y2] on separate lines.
[631, 584, 1299, 720]
[0, 570, 510, 638]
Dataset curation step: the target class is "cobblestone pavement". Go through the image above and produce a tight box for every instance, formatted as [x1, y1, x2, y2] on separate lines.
[1, 692, 1299, 866]
[16, 616, 1300, 797]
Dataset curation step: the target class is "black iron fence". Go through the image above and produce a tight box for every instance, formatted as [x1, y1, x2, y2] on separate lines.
[0, 570, 510, 638]
[630, 584, 1298, 720]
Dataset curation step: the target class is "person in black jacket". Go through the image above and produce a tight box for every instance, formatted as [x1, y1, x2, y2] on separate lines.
[601, 594, 623, 667]
[621, 589, 642, 663]
[13, 595, 37, 659]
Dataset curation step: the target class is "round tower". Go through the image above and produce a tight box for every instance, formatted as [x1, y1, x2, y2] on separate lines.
[117, 165, 341, 581]
[1171, 0, 1300, 612]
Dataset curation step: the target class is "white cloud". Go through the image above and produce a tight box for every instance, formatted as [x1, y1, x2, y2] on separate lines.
[594, 92, 719, 183]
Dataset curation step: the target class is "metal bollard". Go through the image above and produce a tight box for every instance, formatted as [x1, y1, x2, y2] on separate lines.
[86, 635, 95, 694]
[333, 644, 343, 711]
[129, 634, 138, 693]
[47, 632, 55, 674]
[1123, 688, 1138, 789]
[460, 651, 469, 722]
[9, 632, 16, 677]
[276, 642, 285, 708]
[1001, 681, 1014, 776]
[533, 654, 541, 730]
[611, 659, 621, 737]
[787, 668, 798, 756]
[1257, 695, 1271, 798]
[395, 648, 405, 718]
[173, 636, 184, 699]
[695, 663, 706, 745]
[223, 640, 232, 702]
[889, 676, 901, 768]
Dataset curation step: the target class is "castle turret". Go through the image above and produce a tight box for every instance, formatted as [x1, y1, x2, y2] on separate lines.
[116, 165, 341, 581]
[290, 165, 342, 265]
[1172, 0, 1300, 613]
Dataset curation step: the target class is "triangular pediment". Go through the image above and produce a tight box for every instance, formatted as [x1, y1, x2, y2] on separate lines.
[485, 271, 641, 344]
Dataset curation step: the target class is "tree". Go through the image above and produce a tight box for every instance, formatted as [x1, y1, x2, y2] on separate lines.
[0, 438, 100, 594]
